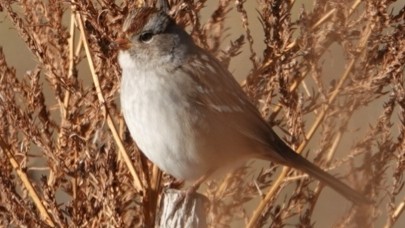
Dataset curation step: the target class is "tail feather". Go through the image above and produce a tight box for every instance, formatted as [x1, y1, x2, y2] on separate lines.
[286, 150, 371, 204]
[268, 133, 371, 204]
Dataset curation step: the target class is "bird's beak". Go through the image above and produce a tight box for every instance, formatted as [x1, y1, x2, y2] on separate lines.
[115, 37, 132, 50]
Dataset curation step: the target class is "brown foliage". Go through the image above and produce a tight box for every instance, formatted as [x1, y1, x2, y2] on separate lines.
[0, 0, 404, 227]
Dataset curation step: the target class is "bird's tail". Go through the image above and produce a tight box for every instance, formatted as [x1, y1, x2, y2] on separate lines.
[267, 132, 371, 204]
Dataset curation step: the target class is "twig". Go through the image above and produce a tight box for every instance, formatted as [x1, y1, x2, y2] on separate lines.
[74, 9, 143, 192]
[65, 8, 78, 222]
[235, 0, 258, 69]
[311, 9, 336, 29]
[385, 196, 405, 228]
[0, 137, 55, 227]
[61, 11, 76, 119]
[285, 0, 362, 55]
[247, 21, 374, 228]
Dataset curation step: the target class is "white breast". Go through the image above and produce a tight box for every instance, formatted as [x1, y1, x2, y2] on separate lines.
[119, 52, 210, 180]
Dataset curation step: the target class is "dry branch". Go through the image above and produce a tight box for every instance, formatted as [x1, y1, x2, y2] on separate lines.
[0, 0, 404, 227]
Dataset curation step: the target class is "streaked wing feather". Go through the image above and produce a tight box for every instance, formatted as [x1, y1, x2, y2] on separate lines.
[180, 48, 287, 163]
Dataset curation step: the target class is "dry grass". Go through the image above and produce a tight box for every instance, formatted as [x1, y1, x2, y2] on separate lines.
[0, 0, 404, 227]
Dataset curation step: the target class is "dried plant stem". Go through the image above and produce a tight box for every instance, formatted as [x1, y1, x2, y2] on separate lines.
[385, 197, 405, 228]
[247, 22, 373, 228]
[272, 0, 362, 119]
[66, 10, 78, 221]
[61, 12, 76, 119]
[236, 0, 258, 69]
[349, 0, 362, 15]
[0, 137, 55, 227]
[246, 166, 287, 228]
[326, 131, 343, 162]
[311, 9, 336, 29]
[286, 0, 361, 62]
[151, 165, 162, 198]
[1, 0, 403, 226]
[308, 132, 343, 217]
[148, 165, 163, 224]
[270, 71, 306, 118]
[74, 11, 143, 191]
[216, 173, 233, 197]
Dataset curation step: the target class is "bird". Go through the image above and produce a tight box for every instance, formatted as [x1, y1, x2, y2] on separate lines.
[116, 2, 370, 204]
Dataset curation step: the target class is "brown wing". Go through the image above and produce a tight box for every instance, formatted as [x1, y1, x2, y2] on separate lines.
[177, 48, 370, 204]
[178, 47, 288, 163]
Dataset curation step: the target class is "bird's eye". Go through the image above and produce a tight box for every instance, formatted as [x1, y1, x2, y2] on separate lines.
[139, 32, 154, 43]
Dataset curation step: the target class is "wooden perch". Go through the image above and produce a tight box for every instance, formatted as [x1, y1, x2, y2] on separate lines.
[158, 189, 209, 228]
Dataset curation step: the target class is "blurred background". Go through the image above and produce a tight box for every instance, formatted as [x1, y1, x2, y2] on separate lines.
[1, 0, 405, 227]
